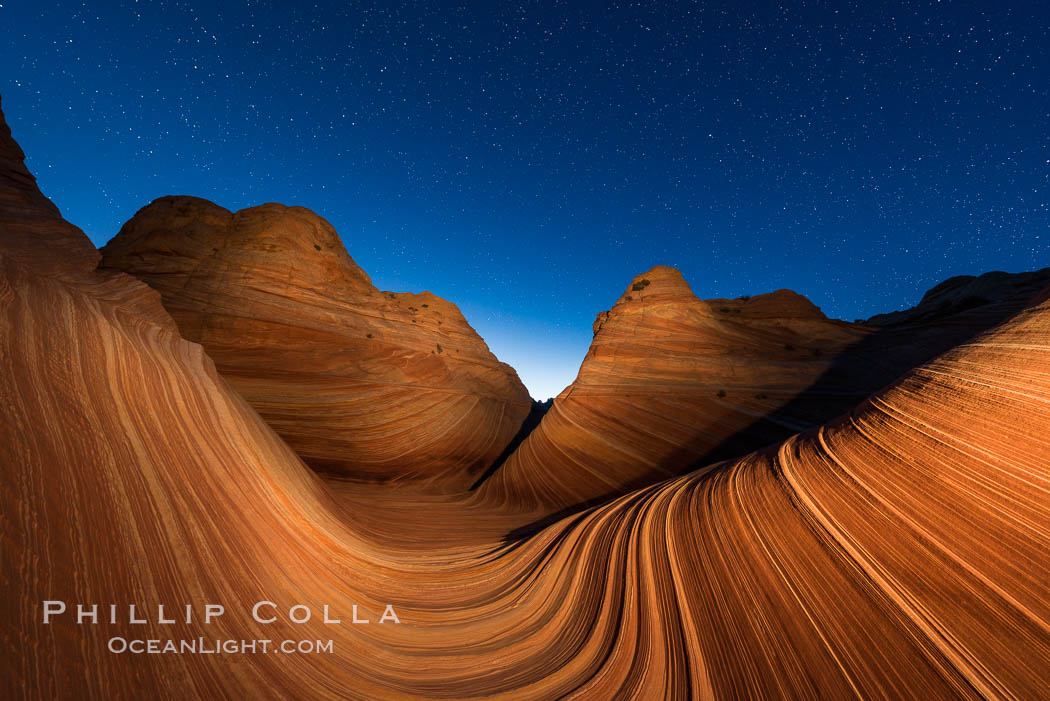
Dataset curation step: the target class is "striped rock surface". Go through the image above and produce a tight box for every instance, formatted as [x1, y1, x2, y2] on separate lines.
[474, 266, 866, 511]
[476, 264, 1045, 513]
[99, 195, 530, 488]
[3, 96, 1050, 698]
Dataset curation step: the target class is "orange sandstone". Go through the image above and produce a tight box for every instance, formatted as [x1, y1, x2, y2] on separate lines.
[3, 95, 1050, 699]
[99, 196, 531, 488]
[477, 264, 1048, 513]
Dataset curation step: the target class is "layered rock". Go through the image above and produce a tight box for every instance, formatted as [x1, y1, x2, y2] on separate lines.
[0, 94, 101, 273]
[475, 266, 871, 510]
[99, 196, 531, 488]
[1, 95, 363, 699]
[5, 97, 1050, 699]
[477, 264, 1050, 512]
[867, 267, 1050, 327]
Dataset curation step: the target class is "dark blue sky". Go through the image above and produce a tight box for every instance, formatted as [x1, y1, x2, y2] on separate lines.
[3, 1, 1048, 398]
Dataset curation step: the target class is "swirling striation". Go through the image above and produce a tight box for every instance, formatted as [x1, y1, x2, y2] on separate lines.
[2, 96, 1050, 699]
[476, 265, 1047, 514]
[98, 196, 531, 488]
[474, 266, 868, 512]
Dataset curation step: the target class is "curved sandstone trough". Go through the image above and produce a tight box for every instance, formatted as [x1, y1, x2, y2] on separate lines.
[3, 95, 1049, 699]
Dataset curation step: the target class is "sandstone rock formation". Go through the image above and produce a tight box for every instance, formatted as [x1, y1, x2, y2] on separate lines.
[4, 96, 1050, 699]
[867, 267, 1050, 327]
[0, 96, 102, 274]
[99, 196, 531, 488]
[476, 264, 1050, 513]
[474, 266, 872, 511]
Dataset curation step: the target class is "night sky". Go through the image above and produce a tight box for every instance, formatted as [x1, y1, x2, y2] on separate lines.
[3, 1, 1048, 399]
